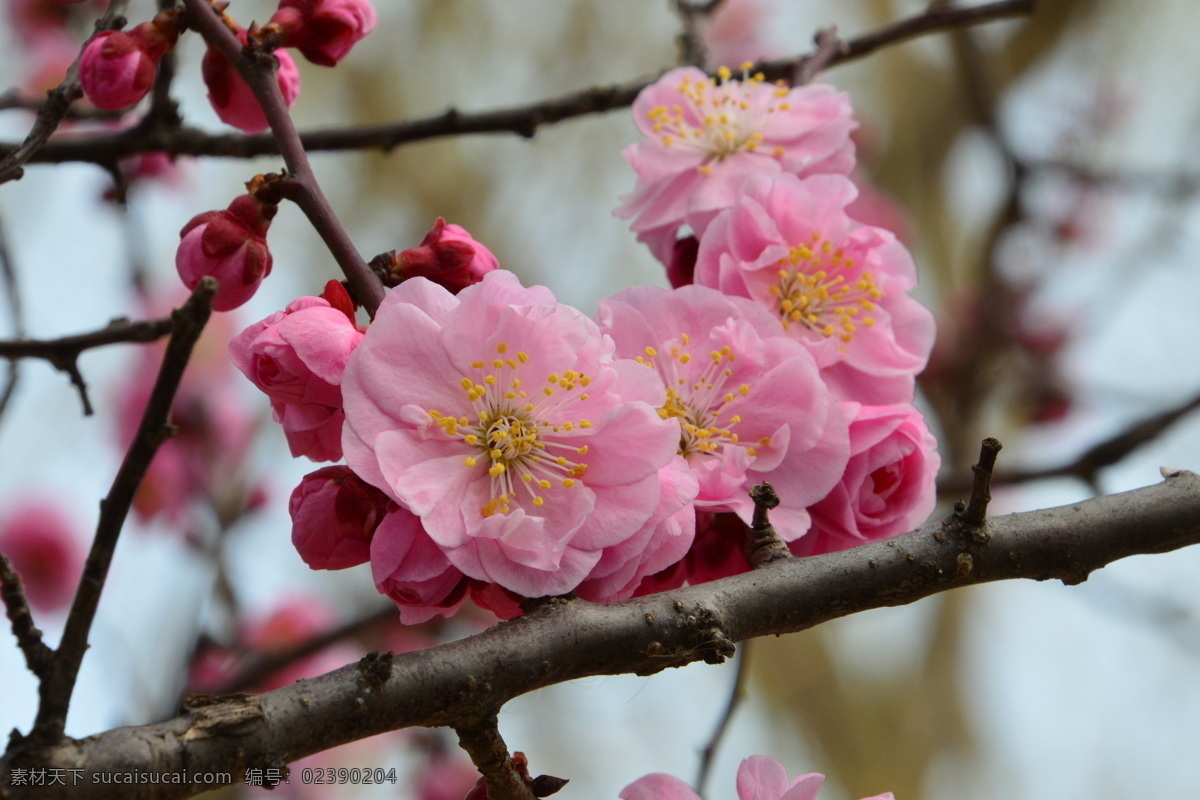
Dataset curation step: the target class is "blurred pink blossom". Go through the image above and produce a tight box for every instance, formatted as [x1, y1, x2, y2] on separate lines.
[0, 501, 84, 614]
[616, 66, 855, 265]
[695, 172, 935, 404]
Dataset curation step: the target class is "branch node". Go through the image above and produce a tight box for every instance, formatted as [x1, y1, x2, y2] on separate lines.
[455, 720, 539, 800]
[959, 437, 1003, 536]
[744, 483, 791, 567]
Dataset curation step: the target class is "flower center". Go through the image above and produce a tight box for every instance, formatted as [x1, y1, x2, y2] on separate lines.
[770, 232, 883, 344]
[646, 64, 791, 169]
[427, 341, 591, 518]
[637, 336, 768, 460]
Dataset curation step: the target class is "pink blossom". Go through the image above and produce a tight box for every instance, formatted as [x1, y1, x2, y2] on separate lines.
[384, 218, 501, 294]
[695, 172, 935, 404]
[270, 0, 378, 67]
[616, 66, 855, 266]
[290, 465, 392, 569]
[702, 0, 778, 70]
[0, 501, 83, 614]
[340, 270, 682, 599]
[176, 192, 276, 312]
[79, 13, 181, 110]
[596, 284, 848, 537]
[201, 31, 301, 134]
[791, 403, 939, 557]
[230, 283, 364, 461]
[621, 756, 894, 800]
[371, 508, 469, 624]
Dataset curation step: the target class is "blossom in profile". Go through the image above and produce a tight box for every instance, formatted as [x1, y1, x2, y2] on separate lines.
[230, 281, 365, 461]
[340, 270, 682, 599]
[0, 501, 84, 614]
[621, 756, 894, 800]
[270, 0, 378, 67]
[695, 172, 935, 404]
[791, 402, 940, 557]
[202, 30, 301, 133]
[596, 284, 847, 537]
[616, 66, 855, 265]
[380, 218, 500, 294]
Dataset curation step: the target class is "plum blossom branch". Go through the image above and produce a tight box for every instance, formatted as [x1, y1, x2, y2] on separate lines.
[0, 316, 176, 416]
[745, 483, 791, 567]
[960, 437, 1002, 530]
[25, 279, 216, 746]
[4, 0, 1036, 168]
[179, 0, 384, 316]
[6, 468, 1200, 798]
[0, 1, 132, 185]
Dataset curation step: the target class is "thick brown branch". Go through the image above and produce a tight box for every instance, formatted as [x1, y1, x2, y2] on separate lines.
[5, 468, 1200, 798]
[26, 280, 216, 745]
[8, 0, 1036, 167]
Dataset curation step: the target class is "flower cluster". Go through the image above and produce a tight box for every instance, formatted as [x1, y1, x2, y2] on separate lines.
[78, 0, 376, 133]
[231, 68, 938, 623]
[622, 756, 894, 800]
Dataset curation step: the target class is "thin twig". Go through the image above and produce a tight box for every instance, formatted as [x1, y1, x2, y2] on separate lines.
[0, 0, 132, 184]
[180, 0, 385, 316]
[0, 316, 175, 416]
[0, 213, 24, 421]
[29, 279, 216, 745]
[0, 89, 124, 120]
[695, 643, 749, 797]
[959, 438, 1002, 531]
[939, 392, 1200, 494]
[455, 719, 537, 800]
[794, 27, 848, 85]
[7, 0, 1037, 167]
[0, 554, 54, 679]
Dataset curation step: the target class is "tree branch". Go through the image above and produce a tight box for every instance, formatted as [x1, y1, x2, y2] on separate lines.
[5, 0, 1036, 168]
[24, 280, 216, 746]
[0, 213, 23, 421]
[0, 316, 176, 417]
[455, 720, 536, 800]
[0, 554, 54, 679]
[5, 467, 1200, 798]
[179, 0, 384, 316]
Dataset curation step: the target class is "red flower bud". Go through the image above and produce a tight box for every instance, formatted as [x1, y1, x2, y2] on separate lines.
[201, 29, 301, 134]
[176, 193, 277, 311]
[381, 218, 500, 294]
[79, 13, 182, 110]
[270, 0, 378, 67]
[289, 466, 391, 569]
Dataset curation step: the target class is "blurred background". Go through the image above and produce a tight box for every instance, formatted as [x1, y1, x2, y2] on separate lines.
[5, 1, 1200, 798]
